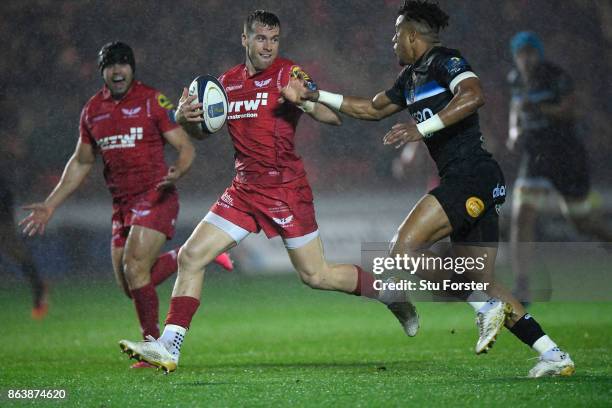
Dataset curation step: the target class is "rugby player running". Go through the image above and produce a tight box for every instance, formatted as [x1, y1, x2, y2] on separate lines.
[507, 32, 612, 302]
[292, 1, 574, 377]
[20, 42, 232, 368]
[119, 10, 420, 373]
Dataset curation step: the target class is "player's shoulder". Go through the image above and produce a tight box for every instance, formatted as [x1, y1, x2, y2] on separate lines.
[131, 81, 161, 97]
[220, 64, 245, 82]
[432, 46, 463, 59]
[276, 57, 298, 68]
[82, 88, 105, 114]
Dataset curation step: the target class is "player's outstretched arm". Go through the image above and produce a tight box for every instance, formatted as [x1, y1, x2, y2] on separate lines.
[20, 140, 95, 236]
[175, 87, 208, 140]
[158, 127, 196, 190]
[279, 78, 341, 125]
[305, 89, 403, 121]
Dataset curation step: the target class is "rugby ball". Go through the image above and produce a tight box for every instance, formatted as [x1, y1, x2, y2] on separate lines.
[188, 75, 228, 134]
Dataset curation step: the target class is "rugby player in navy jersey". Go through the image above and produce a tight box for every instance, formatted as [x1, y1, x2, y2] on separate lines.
[293, 1, 574, 377]
[507, 31, 612, 302]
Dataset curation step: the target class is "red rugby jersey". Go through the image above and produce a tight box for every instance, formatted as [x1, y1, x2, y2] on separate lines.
[219, 57, 306, 185]
[79, 81, 179, 199]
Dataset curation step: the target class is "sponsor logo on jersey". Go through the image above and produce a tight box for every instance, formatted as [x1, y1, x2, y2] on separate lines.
[272, 215, 294, 227]
[492, 183, 506, 199]
[97, 127, 143, 150]
[130, 208, 151, 218]
[465, 196, 485, 218]
[157, 93, 174, 110]
[227, 93, 268, 120]
[225, 84, 243, 92]
[220, 191, 233, 206]
[254, 78, 272, 88]
[121, 107, 142, 118]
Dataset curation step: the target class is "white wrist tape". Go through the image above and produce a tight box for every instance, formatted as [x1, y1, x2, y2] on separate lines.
[298, 100, 315, 113]
[416, 114, 445, 137]
[317, 90, 344, 111]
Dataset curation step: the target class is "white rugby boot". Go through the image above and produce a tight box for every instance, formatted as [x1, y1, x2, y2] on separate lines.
[528, 348, 575, 378]
[119, 335, 178, 373]
[475, 299, 513, 354]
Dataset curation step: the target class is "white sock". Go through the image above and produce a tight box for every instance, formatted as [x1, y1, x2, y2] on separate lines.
[532, 335, 558, 355]
[160, 324, 187, 361]
[467, 291, 490, 311]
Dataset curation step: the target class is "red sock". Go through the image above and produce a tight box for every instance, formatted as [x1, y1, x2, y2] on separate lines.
[352, 265, 378, 298]
[130, 283, 160, 339]
[150, 248, 179, 286]
[165, 296, 200, 329]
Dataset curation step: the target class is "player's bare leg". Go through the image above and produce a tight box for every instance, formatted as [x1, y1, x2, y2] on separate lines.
[285, 233, 419, 336]
[287, 236, 359, 292]
[111, 245, 131, 298]
[392, 196, 510, 348]
[120, 221, 237, 371]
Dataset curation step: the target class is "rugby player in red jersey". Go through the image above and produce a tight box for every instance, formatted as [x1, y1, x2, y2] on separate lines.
[20, 42, 232, 368]
[119, 10, 418, 372]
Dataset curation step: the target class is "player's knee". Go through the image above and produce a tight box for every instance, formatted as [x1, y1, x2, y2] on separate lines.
[393, 233, 427, 255]
[297, 267, 325, 289]
[122, 252, 148, 279]
[177, 245, 207, 275]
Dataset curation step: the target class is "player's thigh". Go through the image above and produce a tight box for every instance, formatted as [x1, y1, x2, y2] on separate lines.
[393, 194, 453, 253]
[180, 220, 237, 268]
[110, 244, 130, 296]
[286, 235, 326, 277]
[123, 225, 167, 270]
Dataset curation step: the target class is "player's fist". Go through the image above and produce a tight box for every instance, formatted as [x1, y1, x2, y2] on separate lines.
[19, 203, 55, 237]
[157, 166, 181, 190]
[175, 87, 204, 124]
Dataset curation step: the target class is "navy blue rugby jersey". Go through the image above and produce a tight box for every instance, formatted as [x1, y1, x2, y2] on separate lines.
[386, 46, 491, 174]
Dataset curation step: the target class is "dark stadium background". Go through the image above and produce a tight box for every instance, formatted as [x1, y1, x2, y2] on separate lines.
[1, 0, 611, 278]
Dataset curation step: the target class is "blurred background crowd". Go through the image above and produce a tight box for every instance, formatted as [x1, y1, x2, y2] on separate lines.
[1, 0, 610, 199]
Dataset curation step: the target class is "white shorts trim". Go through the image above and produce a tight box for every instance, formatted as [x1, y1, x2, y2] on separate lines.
[450, 71, 478, 94]
[283, 230, 320, 249]
[203, 211, 250, 244]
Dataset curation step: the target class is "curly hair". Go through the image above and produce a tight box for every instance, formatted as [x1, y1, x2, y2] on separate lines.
[244, 10, 281, 34]
[398, 1, 449, 33]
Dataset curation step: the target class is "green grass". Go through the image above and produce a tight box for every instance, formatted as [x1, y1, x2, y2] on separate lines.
[1, 273, 611, 407]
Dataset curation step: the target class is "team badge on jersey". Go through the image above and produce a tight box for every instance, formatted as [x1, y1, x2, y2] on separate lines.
[465, 196, 485, 218]
[157, 93, 174, 110]
[445, 57, 468, 75]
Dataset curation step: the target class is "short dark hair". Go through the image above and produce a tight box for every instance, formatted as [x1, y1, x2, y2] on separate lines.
[244, 10, 281, 34]
[398, 1, 449, 33]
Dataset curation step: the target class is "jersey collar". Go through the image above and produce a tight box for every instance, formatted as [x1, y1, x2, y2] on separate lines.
[243, 58, 281, 80]
[412, 46, 440, 73]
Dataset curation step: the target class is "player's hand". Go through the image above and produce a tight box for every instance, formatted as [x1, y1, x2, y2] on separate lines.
[383, 122, 423, 148]
[175, 87, 204, 124]
[19, 203, 55, 237]
[279, 77, 309, 105]
[157, 166, 181, 190]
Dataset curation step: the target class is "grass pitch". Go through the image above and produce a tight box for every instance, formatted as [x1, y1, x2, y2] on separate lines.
[1, 273, 611, 407]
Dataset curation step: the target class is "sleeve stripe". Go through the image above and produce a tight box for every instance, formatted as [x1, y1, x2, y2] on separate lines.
[449, 71, 478, 94]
